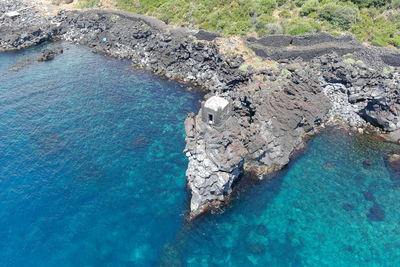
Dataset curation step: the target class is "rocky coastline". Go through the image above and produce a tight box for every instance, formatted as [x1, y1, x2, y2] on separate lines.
[1, 0, 399, 219]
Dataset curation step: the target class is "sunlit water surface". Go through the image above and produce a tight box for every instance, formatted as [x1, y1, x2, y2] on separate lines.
[0, 43, 399, 266]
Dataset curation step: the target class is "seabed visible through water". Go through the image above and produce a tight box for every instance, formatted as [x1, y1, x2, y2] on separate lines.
[0, 42, 399, 266]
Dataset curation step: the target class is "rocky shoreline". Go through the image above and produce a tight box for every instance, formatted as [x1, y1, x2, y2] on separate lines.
[1, 0, 399, 219]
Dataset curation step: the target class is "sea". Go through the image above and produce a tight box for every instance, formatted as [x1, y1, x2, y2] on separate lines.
[0, 42, 399, 266]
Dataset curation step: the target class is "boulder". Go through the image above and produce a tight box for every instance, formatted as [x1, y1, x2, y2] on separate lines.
[37, 47, 63, 61]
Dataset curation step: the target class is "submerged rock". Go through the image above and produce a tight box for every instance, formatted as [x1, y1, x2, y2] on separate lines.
[37, 47, 63, 61]
[384, 152, 400, 180]
[367, 203, 385, 222]
[126, 135, 151, 150]
[342, 203, 355, 211]
[386, 153, 400, 169]
[246, 241, 267, 256]
[159, 243, 183, 267]
[324, 162, 334, 168]
[362, 190, 376, 202]
[362, 160, 372, 168]
[255, 224, 269, 236]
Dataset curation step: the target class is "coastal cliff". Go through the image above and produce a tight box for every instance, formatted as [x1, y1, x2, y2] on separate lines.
[1, 0, 399, 218]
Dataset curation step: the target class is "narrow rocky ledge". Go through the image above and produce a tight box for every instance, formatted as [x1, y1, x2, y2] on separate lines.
[1, 0, 399, 219]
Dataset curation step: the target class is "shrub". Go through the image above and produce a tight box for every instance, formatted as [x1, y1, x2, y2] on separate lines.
[78, 0, 101, 8]
[351, 11, 399, 47]
[392, 0, 400, 9]
[280, 10, 291, 18]
[282, 18, 321, 35]
[319, 3, 359, 30]
[112, 0, 398, 47]
[350, 0, 387, 8]
[389, 13, 400, 23]
[264, 23, 284, 34]
[276, 0, 288, 6]
[300, 0, 320, 16]
[293, 0, 308, 7]
[370, 37, 388, 46]
[389, 36, 400, 48]
[255, 0, 278, 15]
[53, 0, 74, 4]
[156, 0, 191, 25]
[254, 15, 278, 35]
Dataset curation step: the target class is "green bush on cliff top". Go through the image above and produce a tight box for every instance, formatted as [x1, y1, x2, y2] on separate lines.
[319, 3, 359, 30]
[78, 0, 101, 8]
[87, 0, 400, 48]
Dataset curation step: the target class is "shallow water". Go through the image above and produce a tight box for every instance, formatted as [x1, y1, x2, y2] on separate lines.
[0, 43, 203, 266]
[179, 131, 400, 266]
[0, 43, 399, 266]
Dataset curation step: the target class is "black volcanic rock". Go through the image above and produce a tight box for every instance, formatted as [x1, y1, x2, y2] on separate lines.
[195, 29, 221, 41]
[0, 0, 60, 52]
[185, 63, 332, 216]
[37, 47, 63, 61]
[52, 10, 248, 91]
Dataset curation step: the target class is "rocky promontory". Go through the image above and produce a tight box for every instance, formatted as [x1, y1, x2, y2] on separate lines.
[1, 0, 399, 218]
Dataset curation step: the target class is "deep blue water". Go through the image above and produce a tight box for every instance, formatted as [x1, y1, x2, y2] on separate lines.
[0, 43, 399, 266]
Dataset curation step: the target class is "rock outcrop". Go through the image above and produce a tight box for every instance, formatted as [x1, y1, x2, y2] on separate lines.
[0, 0, 59, 51]
[37, 47, 63, 61]
[1, 0, 399, 218]
[313, 53, 400, 140]
[184, 48, 399, 216]
[185, 63, 332, 216]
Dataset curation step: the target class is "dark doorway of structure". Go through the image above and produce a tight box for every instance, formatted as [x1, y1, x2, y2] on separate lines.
[208, 114, 214, 124]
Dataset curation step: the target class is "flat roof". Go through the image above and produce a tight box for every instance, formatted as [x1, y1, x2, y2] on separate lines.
[204, 96, 229, 111]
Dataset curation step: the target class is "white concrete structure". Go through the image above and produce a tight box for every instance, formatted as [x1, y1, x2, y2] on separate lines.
[204, 96, 229, 111]
[202, 96, 230, 126]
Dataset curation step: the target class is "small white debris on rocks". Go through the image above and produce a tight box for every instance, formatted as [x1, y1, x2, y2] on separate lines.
[204, 96, 229, 111]
[5, 11, 20, 18]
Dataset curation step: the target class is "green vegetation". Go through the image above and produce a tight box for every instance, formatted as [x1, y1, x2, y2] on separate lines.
[80, 0, 400, 48]
[52, 0, 74, 5]
[319, 3, 358, 30]
[77, 0, 101, 8]
[282, 18, 321, 35]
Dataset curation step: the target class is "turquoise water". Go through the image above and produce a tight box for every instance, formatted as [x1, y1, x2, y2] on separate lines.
[0, 43, 399, 266]
[179, 132, 400, 266]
